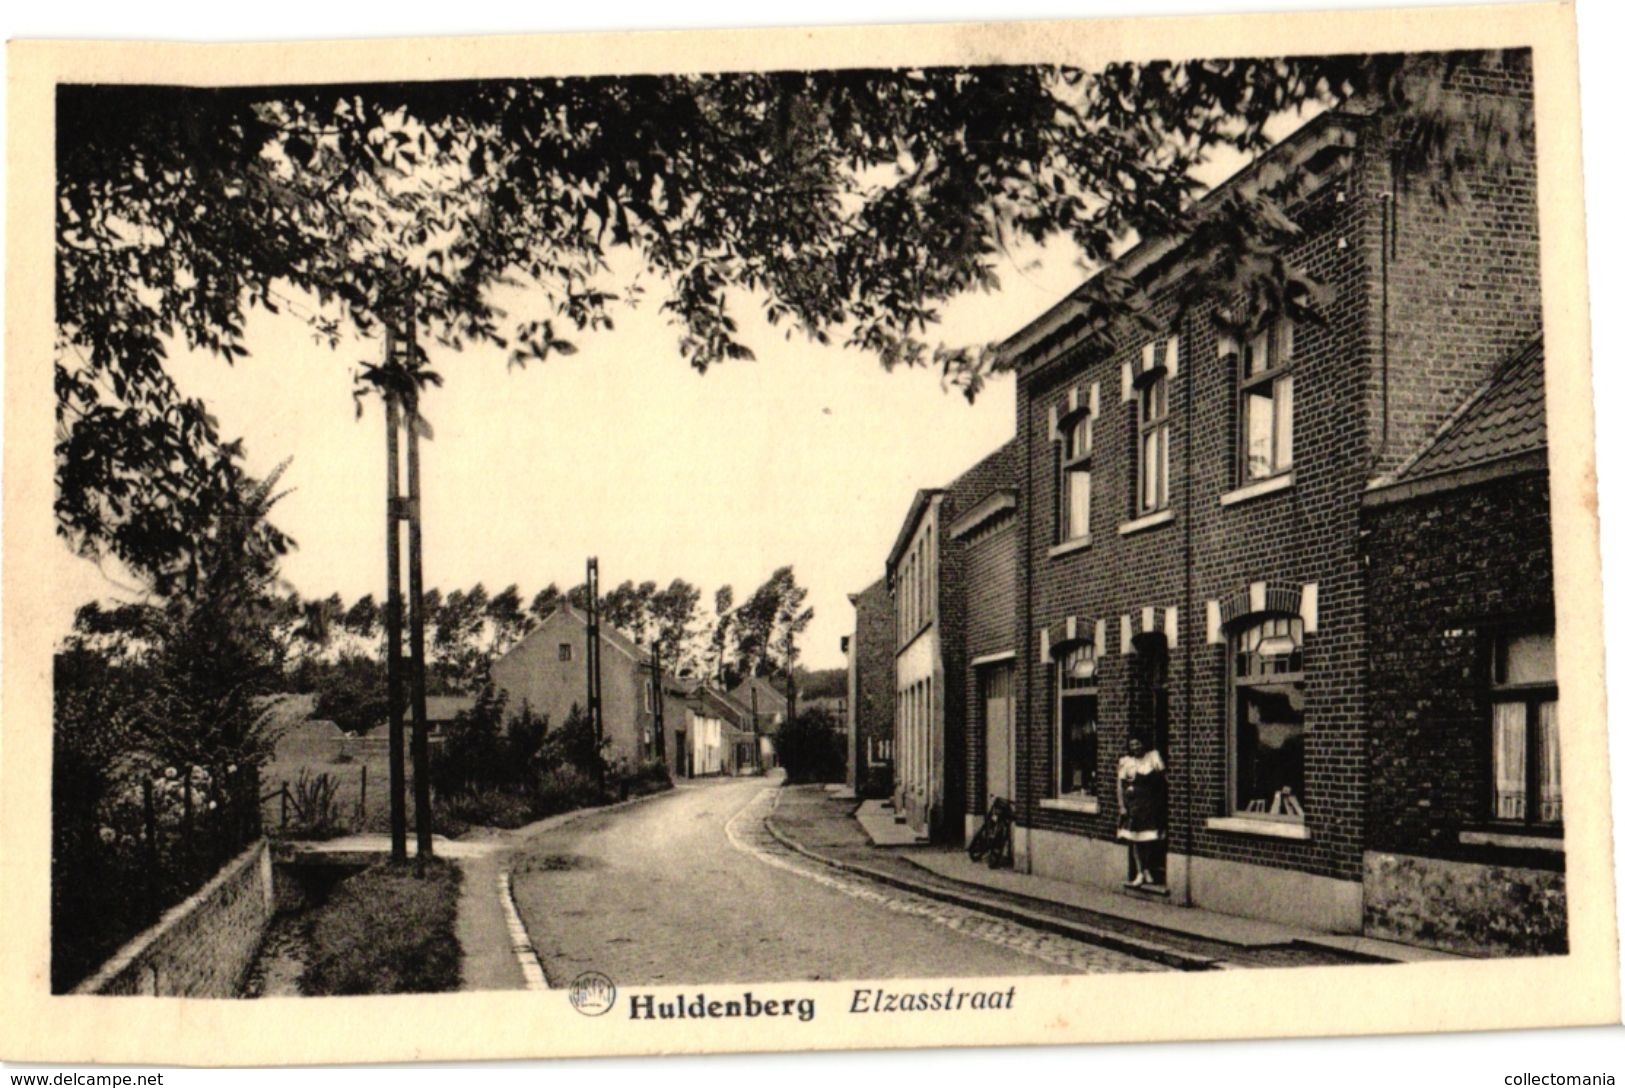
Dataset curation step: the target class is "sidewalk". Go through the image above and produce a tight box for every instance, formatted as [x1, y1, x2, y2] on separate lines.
[765, 785, 1466, 970]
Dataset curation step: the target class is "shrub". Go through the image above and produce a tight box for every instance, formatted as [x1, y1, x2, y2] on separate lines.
[289, 769, 344, 838]
[532, 764, 606, 817]
[433, 689, 552, 800]
[776, 707, 846, 783]
[301, 859, 461, 995]
[442, 788, 534, 830]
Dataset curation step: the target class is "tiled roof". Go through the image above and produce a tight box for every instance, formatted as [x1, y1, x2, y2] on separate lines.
[425, 695, 476, 721]
[1395, 336, 1546, 482]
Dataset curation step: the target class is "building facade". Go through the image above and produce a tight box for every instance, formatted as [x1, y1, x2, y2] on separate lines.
[1361, 338, 1562, 955]
[728, 676, 786, 770]
[994, 60, 1541, 932]
[845, 577, 896, 796]
[489, 604, 655, 768]
[886, 442, 1019, 843]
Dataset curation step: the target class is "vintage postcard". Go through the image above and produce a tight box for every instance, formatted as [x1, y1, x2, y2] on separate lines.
[3, 0, 1619, 1067]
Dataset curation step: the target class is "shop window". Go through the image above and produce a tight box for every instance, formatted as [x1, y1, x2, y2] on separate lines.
[1230, 615, 1306, 820]
[1057, 643, 1099, 799]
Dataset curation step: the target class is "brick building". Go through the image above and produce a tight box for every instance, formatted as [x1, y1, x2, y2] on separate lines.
[844, 577, 896, 796]
[993, 57, 1541, 933]
[886, 441, 1018, 843]
[1361, 337, 1562, 955]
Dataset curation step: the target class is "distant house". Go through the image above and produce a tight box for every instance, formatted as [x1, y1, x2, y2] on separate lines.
[844, 577, 896, 794]
[672, 684, 757, 776]
[423, 695, 477, 731]
[728, 676, 788, 769]
[490, 604, 659, 768]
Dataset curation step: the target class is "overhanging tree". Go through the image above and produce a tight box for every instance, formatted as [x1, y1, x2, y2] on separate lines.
[54, 51, 1531, 580]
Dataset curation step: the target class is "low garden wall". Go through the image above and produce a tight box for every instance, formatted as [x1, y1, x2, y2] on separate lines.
[73, 841, 276, 997]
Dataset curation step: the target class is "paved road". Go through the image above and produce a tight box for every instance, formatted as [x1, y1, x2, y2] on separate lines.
[508, 776, 1162, 986]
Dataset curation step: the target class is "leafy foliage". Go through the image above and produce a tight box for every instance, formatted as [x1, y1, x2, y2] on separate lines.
[777, 708, 846, 784]
[54, 53, 1532, 576]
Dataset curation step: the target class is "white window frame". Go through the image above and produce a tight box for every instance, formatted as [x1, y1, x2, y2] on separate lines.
[1054, 644, 1100, 802]
[1058, 409, 1092, 544]
[1136, 371, 1171, 517]
[1489, 629, 1561, 829]
[1237, 319, 1295, 486]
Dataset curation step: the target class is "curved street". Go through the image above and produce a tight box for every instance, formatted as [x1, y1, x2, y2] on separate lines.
[507, 776, 1162, 986]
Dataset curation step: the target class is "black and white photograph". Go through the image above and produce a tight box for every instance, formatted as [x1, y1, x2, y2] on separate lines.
[2, 0, 1618, 1070]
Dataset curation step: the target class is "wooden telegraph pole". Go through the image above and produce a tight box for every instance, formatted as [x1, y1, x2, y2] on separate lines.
[651, 641, 667, 765]
[382, 315, 434, 868]
[383, 329, 408, 865]
[403, 311, 434, 868]
[585, 557, 603, 788]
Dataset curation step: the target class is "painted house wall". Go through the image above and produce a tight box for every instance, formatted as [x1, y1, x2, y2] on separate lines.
[488, 608, 645, 766]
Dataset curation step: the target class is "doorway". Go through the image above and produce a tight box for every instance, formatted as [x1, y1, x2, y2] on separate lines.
[983, 663, 1016, 808]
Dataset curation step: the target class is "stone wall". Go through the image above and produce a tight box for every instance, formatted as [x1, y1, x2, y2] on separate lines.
[1364, 850, 1566, 956]
[74, 841, 275, 997]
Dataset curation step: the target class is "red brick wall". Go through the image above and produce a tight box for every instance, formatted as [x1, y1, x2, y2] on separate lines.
[1367, 55, 1541, 476]
[935, 440, 1019, 839]
[963, 519, 1018, 817]
[1363, 466, 1556, 864]
[1008, 66, 1538, 886]
[850, 575, 896, 782]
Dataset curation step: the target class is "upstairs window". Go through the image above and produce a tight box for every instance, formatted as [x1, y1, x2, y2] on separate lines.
[1238, 320, 1294, 484]
[1136, 371, 1170, 516]
[1056, 644, 1099, 799]
[1058, 409, 1092, 542]
[1490, 629, 1560, 826]
[558, 642, 573, 662]
[1231, 615, 1306, 820]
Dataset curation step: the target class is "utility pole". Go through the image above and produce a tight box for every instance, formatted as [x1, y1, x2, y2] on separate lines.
[382, 314, 434, 869]
[382, 332, 408, 865]
[751, 685, 760, 775]
[403, 310, 434, 869]
[585, 557, 603, 789]
[652, 640, 666, 765]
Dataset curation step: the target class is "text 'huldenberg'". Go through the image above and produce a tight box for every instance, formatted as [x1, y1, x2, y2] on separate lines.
[628, 992, 816, 1022]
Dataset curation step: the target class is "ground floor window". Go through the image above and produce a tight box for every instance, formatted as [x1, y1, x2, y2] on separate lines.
[1056, 643, 1099, 798]
[1231, 615, 1306, 819]
[1490, 629, 1560, 826]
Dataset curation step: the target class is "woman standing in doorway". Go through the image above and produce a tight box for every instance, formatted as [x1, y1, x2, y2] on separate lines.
[1116, 731, 1167, 887]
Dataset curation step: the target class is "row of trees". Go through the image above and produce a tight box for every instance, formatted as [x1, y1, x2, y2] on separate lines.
[273, 564, 816, 696]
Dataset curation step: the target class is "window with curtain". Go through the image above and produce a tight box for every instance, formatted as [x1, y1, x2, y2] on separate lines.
[1137, 371, 1170, 516]
[1058, 409, 1092, 542]
[1490, 629, 1560, 826]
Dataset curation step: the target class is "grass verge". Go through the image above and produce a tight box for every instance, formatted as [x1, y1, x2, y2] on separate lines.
[301, 858, 462, 995]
